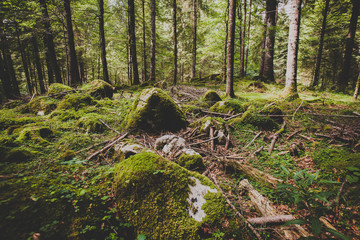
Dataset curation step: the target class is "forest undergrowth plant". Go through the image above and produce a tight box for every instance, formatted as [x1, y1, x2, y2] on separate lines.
[277, 166, 349, 239]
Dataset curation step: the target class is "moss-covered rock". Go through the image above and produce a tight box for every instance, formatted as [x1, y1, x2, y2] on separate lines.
[114, 152, 226, 239]
[124, 88, 187, 132]
[59, 150, 76, 161]
[190, 117, 226, 133]
[2, 100, 24, 109]
[177, 150, 205, 171]
[209, 99, 244, 114]
[48, 109, 79, 121]
[229, 106, 278, 130]
[203, 90, 222, 107]
[81, 80, 114, 99]
[48, 83, 73, 97]
[28, 96, 58, 115]
[76, 113, 105, 133]
[17, 126, 54, 144]
[261, 105, 283, 123]
[57, 93, 96, 110]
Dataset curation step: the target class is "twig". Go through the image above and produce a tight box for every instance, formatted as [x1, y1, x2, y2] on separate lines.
[253, 146, 264, 155]
[298, 134, 315, 142]
[353, 111, 360, 117]
[30, 93, 36, 101]
[188, 136, 220, 146]
[202, 162, 216, 176]
[244, 131, 262, 149]
[99, 119, 121, 135]
[200, 109, 232, 117]
[292, 99, 304, 120]
[247, 215, 294, 225]
[209, 173, 263, 240]
[335, 179, 347, 221]
[286, 130, 302, 140]
[209, 127, 215, 151]
[87, 132, 128, 161]
[269, 121, 286, 154]
[224, 112, 243, 121]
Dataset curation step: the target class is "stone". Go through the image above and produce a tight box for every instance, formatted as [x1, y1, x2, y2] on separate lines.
[28, 96, 58, 115]
[48, 83, 73, 97]
[209, 99, 244, 114]
[203, 90, 222, 106]
[155, 135, 186, 154]
[81, 80, 114, 99]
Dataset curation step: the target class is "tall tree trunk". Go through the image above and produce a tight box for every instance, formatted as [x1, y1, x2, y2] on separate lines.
[0, 52, 13, 99]
[191, 0, 198, 79]
[259, 16, 267, 77]
[45, 51, 54, 84]
[99, 0, 110, 83]
[39, 0, 62, 84]
[244, 0, 252, 75]
[14, 22, 32, 95]
[283, 0, 302, 99]
[226, 0, 236, 98]
[1, 42, 20, 98]
[223, 0, 230, 83]
[128, 0, 140, 85]
[312, 0, 330, 88]
[32, 36, 46, 94]
[173, 0, 178, 85]
[149, 0, 156, 82]
[337, 0, 359, 92]
[353, 71, 360, 100]
[64, 0, 81, 86]
[239, 0, 247, 77]
[142, 0, 147, 82]
[262, 0, 277, 82]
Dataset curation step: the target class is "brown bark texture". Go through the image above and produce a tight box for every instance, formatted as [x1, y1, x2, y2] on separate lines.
[226, 0, 236, 98]
[128, 0, 140, 85]
[149, 0, 156, 82]
[99, 0, 110, 83]
[191, 0, 198, 79]
[173, 0, 178, 85]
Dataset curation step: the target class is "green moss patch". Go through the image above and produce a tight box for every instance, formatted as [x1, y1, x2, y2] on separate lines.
[177, 152, 205, 171]
[28, 96, 58, 115]
[203, 90, 222, 106]
[230, 106, 278, 130]
[57, 93, 96, 110]
[124, 88, 187, 132]
[48, 83, 73, 97]
[16, 126, 54, 144]
[80, 80, 114, 99]
[76, 113, 105, 133]
[209, 99, 244, 114]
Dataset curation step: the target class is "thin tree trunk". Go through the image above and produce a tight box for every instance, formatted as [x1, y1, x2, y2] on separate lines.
[262, 0, 277, 82]
[2, 47, 20, 97]
[191, 0, 198, 79]
[244, 0, 252, 75]
[64, 0, 81, 86]
[337, 0, 359, 92]
[226, 0, 236, 98]
[39, 0, 62, 84]
[99, 0, 110, 83]
[312, 0, 330, 88]
[149, 0, 156, 82]
[0, 52, 13, 99]
[173, 0, 178, 85]
[283, 0, 302, 98]
[45, 51, 54, 84]
[32, 36, 46, 94]
[239, 0, 247, 77]
[259, 16, 267, 77]
[353, 71, 360, 100]
[223, 0, 230, 83]
[142, 0, 147, 82]
[128, 0, 140, 85]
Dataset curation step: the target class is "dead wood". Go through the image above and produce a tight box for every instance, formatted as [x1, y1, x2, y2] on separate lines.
[224, 112, 243, 121]
[292, 99, 304, 120]
[99, 119, 121, 135]
[319, 217, 337, 231]
[269, 121, 286, 154]
[86, 132, 128, 160]
[244, 131, 262, 149]
[286, 130, 302, 141]
[200, 109, 232, 117]
[75, 139, 113, 154]
[209, 127, 215, 150]
[253, 146, 264, 155]
[298, 134, 315, 142]
[247, 215, 294, 225]
[188, 136, 220, 146]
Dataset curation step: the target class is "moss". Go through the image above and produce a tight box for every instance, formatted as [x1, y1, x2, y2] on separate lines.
[16, 126, 54, 144]
[124, 88, 188, 132]
[0, 114, 38, 131]
[114, 152, 226, 239]
[209, 99, 244, 114]
[229, 106, 278, 130]
[57, 93, 96, 110]
[60, 150, 76, 161]
[48, 83, 73, 96]
[203, 90, 222, 106]
[80, 80, 114, 99]
[190, 117, 226, 133]
[2, 100, 24, 109]
[177, 153, 205, 171]
[2, 147, 34, 163]
[181, 104, 201, 114]
[48, 109, 79, 121]
[6, 125, 21, 135]
[261, 105, 283, 123]
[28, 96, 58, 115]
[76, 113, 105, 133]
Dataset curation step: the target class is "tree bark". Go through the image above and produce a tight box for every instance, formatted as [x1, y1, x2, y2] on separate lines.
[99, 0, 110, 83]
[239, 0, 247, 78]
[262, 0, 277, 82]
[312, 0, 330, 88]
[353, 71, 360, 100]
[64, 0, 81, 86]
[142, 0, 147, 82]
[173, 0, 178, 85]
[1, 40, 20, 98]
[149, 0, 156, 82]
[45, 51, 54, 84]
[244, 0, 252, 75]
[191, 0, 198, 79]
[259, 16, 267, 77]
[39, 0, 62, 84]
[223, 0, 230, 83]
[0, 52, 13, 99]
[32, 36, 46, 94]
[337, 0, 359, 92]
[283, 0, 302, 99]
[226, 0, 236, 98]
[128, 0, 140, 85]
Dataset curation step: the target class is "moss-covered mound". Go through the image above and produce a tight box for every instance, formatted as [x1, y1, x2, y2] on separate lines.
[114, 152, 226, 239]
[81, 80, 113, 99]
[209, 99, 244, 114]
[76, 113, 105, 133]
[177, 151, 205, 171]
[57, 93, 96, 110]
[261, 105, 283, 123]
[48, 83, 73, 96]
[28, 96, 58, 115]
[203, 90, 222, 106]
[230, 106, 278, 130]
[124, 88, 187, 132]
[1, 100, 24, 109]
[190, 116, 226, 133]
[16, 126, 54, 144]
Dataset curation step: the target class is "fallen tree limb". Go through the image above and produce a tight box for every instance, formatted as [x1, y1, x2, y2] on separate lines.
[286, 130, 302, 141]
[244, 131, 262, 149]
[247, 215, 294, 225]
[269, 121, 286, 154]
[200, 109, 232, 117]
[87, 132, 128, 161]
[100, 119, 121, 135]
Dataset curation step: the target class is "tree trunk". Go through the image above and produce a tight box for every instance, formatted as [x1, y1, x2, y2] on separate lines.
[353, 71, 360, 100]
[173, 0, 178, 85]
[226, 0, 236, 98]
[128, 0, 140, 85]
[337, 0, 359, 92]
[283, 0, 302, 99]
[223, 0, 230, 83]
[259, 16, 267, 77]
[244, 0, 252, 75]
[64, 0, 81, 86]
[191, 0, 198, 79]
[1, 45, 20, 97]
[0, 52, 13, 99]
[45, 51, 54, 84]
[149, 0, 156, 82]
[312, 0, 330, 88]
[239, 0, 247, 78]
[262, 0, 277, 82]
[99, 0, 110, 83]
[39, 0, 62, 84]
[32, 36, 46, 94]
[142, 0, 147, 82]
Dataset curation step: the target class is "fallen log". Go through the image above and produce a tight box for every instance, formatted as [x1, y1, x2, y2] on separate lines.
[248, 215, 294, 225]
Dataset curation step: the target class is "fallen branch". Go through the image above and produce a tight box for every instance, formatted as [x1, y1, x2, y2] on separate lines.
[292, 99, 304, 120]
[299, 134, 315, 142]
[87, 132, 128, 161]
[209, 127, 215, 151]
[286, 130, 302, 141]
[188, 136, 220, 147]
[75, 138, 113, 154]
[244, 131, 262, 149]
[269, 121, 286, 154]
[224, 112, 243, 121]
[253, 146, 264, 155]
[200, 109, 232, 117]
[247, 215, 294, 225]
[99, 119, 121, 135]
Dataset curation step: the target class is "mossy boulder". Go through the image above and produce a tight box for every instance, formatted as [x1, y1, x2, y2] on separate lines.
[81, 80, 114, 99]
[177, 149, 205, 171]
[28, 96, 58, 115]
[209, 99, 244, 114]
[16, 126, 54, 144]
[230, 106, 278, 130]
[190, 117, 226, 133]
[48, 83, 73, 97]
[1, 148, 34, 163]
[203, 90, 222, 106]
[114, 152, 226, 239]
[76, 113, 105, 133]
[2, 100, 24, 109]
[124, 88, 187, 132]
[57, 93, 96, 110]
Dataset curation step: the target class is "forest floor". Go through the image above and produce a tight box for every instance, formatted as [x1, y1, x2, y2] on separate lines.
[1, 78, 360, 239]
